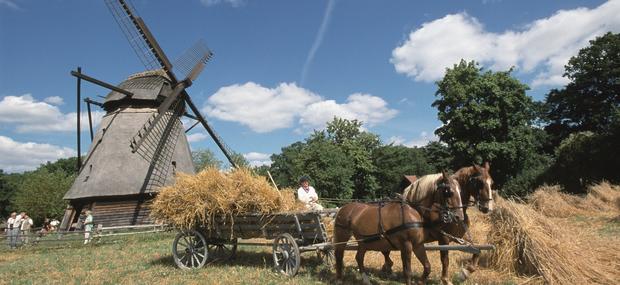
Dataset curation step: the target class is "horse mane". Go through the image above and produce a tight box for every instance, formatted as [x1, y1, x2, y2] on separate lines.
[452, 167, 476, 188]
[403, 173, 443, 203]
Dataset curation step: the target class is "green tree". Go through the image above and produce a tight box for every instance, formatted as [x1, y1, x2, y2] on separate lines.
[269, 135, 356, 199]
[12, 169, 74, 224]
[252, 165, 271, 179]
[270, 142, 306, 187]
[0, 170, 20, 217]
[297, 134, 356, 200]
[421, 141, 453, 172]
[40, 157, 79, 174]
[270, 118, 380, 199]
[323, 118, 381, 199]
[192, 149, 222, 171]
[372, 145, 434, 197]
[433, 60, 538, 187]
[544, 32, 620, 145]
[229, 152, 250, 169]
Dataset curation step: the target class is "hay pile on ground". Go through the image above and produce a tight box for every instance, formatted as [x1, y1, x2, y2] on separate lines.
[528, 185, 590, 217]
[528, 182, 620, 217]
[150, 167, 304, 229]
[488, 196, 617, 284]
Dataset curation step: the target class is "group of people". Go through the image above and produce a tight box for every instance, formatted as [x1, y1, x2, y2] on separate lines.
[4, 212, 63, 249]
[5, 211, 33, 249]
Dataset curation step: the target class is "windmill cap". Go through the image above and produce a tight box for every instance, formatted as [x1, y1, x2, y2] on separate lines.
[126, 69, 170, 80]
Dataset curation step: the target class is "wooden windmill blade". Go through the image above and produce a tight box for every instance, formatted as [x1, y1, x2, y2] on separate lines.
[104, 0, 174, 77]
[105, 0, 237, 170]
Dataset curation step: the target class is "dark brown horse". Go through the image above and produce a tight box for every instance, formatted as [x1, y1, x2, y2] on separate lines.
[333, 172, 464, 285]
[381, 163, 494, 285]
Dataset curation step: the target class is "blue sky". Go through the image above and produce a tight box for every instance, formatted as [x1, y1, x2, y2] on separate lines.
[0, 0, 618, 172]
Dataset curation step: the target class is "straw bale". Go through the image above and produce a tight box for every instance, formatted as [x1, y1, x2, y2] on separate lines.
[150, 167, 304, 230]
[488, 197, 616, 284]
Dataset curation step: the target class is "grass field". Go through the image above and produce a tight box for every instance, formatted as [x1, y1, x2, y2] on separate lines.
[0, 230, 523, 285]
[2, 183, 618, 285]
[0, 228, 536, 285]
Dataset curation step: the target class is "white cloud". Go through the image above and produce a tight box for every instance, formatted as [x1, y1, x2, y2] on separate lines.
[243, 152, 272, 167]
[389, 131, 438, 148]
[0, 0, 19, 10]
[44, 96, 64, 105]
[0, 136, 76, 173]
[187, 133, 208, 142]
[301, 0, 336, 86]
[204, 82, 321, 133]
[391, 1, 620, 87]
[203, 82, 397, 133]
[200, 0, 244, 7]
[299, 93, 398, 131]
[0, 94, 104, 133]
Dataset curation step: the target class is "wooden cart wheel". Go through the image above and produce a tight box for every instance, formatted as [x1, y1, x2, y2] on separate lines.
[272, 233, 301, 277]
[172, 230, 208, 269]
[317, 248, 335, 267]
[207, 239, 237, 261]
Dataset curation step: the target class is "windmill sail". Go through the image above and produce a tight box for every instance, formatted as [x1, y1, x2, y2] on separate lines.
[62, 0, 242, 229]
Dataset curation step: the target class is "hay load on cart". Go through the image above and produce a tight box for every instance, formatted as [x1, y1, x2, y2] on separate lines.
[151, 167, 337, 275]
[150, 167, 305, 230]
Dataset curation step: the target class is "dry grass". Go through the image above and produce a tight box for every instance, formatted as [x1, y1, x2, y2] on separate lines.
[151, 167, 304, 230]
[528, 182, 620, 218]
[488, 193, 619, 285]
[528, 185, 590, 217]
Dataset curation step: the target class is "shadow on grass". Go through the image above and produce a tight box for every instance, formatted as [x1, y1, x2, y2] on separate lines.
[150, 254, 176, 267]
[149, 248, 440, 284]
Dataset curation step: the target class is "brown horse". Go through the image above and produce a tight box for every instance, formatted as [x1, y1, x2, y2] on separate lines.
[381, 163, 494, 285]
[333, 172, 464, 285]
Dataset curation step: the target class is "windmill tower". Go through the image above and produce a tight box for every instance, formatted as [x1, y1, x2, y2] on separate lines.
[61, 0, 237, 229]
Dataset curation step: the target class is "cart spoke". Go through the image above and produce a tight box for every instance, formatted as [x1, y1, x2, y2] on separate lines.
[287, 258, 296, 269]
[183, 235, 192, 248]
[182, 254, 190, 266]
[177, 239, 189, 248]
[196, 252, 205, 260]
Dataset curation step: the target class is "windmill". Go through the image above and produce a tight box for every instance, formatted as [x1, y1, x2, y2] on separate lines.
[61, 0, 237, 229]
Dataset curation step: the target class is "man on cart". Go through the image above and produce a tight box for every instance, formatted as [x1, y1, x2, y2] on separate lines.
[297, 176, 324, 211]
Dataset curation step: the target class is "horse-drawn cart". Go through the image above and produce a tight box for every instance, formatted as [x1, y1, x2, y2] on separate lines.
[170, 207, 494, 277]
[171, 209, 338, 276]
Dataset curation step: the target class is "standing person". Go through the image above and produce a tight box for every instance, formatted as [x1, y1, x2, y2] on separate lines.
[20, 214, 33, 245]
[76, 211, 85, 231]
[6, 212, 17, 249]
[83, 210, 93, 244]
[13, 212, 24, 248]
[297, 176, 324, 211]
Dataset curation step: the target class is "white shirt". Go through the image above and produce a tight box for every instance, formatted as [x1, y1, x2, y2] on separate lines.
[21, 218, 33, 231]
[297, 186, 319, 204]
[13, 215, 23, 229]
[7, 217, 15, 229]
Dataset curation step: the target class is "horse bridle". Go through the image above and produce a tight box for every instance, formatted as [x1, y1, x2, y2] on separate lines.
[436, 180, 463, 224]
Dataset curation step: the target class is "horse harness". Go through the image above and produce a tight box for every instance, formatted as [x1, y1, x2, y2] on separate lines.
[334, 181, 467, 249]
[335, 201, 425, 249]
